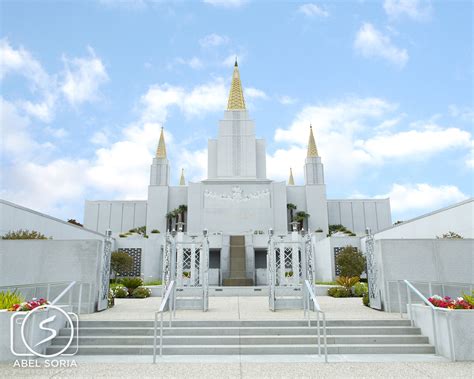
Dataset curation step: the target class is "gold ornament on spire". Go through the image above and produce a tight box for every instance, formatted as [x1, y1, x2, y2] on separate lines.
[227, 59, 246, 110]
[156, 127, 167, 158]
[179, 168, 186, 186]
[307, 124, 319, 158]
[288, 168, 295, 185]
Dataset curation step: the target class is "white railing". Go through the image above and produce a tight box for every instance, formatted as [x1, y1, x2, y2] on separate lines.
[153, 280, 176, 362]
[303, 279, 328, 362]
[0, 281, 92, 314]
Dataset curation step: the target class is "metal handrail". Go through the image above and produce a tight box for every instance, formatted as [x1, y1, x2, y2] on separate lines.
[153, 280, 176, 363]
[303, 279, 328, 362]
[51, 281, 77, 305]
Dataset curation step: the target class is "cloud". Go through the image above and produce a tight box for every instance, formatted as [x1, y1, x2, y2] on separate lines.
[384, 0, 432, 21]
[278, 95, 298, 105]
[354, 23, 408, 68]
[298, 3, 329, 17]
[377, 183, 468, 214]
[175, 56, 204, 70]
[199, 33, 229, 48]
[203, 0, 247, 8]
[245, 87, 267, 99]
[61, 47, 109, 105]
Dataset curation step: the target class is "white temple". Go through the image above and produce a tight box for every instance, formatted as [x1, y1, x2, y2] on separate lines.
[84, 62, 392, 285]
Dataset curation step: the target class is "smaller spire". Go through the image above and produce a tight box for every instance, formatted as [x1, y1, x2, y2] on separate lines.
[156, 127, 167, 159]
[179, 168, 186, 186]
[307, 124, 319, 158]
[288, 168, 295, 185]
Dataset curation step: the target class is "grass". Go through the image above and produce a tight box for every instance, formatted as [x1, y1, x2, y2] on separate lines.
[315, 281, 337, 285]
[144, 280, 162, 286]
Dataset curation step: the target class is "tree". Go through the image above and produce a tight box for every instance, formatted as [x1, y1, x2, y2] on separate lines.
[336, 245, 366, 278]
[294, 211, 310, 231]
[286, 203, 297, 231]
[1, 229, 49, 240]
[436, 231, 463, 239]
[110, 251, 133, 278]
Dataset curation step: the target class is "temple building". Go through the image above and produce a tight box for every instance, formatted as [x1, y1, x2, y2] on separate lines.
[84, 62, 392, 285]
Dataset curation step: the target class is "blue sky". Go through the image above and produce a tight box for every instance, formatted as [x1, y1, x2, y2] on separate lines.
[1, 0, 472, 223]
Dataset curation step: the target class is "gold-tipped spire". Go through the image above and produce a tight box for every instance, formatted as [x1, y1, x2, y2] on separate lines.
[156, 127, 167, 158]
[227, 58, 246, 110]
[179, 168, 186, 186]
[307, 124, 319, 158]
[288, 168, 295, 185]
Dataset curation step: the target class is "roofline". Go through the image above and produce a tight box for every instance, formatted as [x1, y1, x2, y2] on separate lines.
[0, 199, 106, 238]
[373, 197, 473, 235]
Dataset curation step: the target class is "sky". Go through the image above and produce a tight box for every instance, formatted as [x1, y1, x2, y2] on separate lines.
[1, 0, 473, 224]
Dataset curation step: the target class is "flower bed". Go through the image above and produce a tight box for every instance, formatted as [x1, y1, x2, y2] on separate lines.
[428, 295, 472, 309]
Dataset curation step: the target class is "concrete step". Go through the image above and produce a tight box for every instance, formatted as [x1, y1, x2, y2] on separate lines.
[222, 278, 254, 286]
[62, 326, 422, 337]
[51, 335, 429, 346]
[47, 344, 435, 356]
[76, 319, 413, 328]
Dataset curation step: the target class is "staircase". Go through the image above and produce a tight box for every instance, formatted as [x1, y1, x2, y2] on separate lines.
[222, 236, 253, 286]
[48, 319, 435, 355]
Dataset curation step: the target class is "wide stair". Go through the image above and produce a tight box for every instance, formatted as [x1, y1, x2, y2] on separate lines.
[49, 319, 435, 355]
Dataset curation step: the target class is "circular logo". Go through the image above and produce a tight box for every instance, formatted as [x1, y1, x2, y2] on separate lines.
[20, 304, 75, 358]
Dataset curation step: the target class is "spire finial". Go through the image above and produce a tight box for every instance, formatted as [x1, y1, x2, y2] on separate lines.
[234, 57, 238, 67]
[227, 60, 246, 110]
[179, 168, 186, 186]
[288, 168, 295, 185]
[307, 124, 319, 158]
[156, 127, 167, 158]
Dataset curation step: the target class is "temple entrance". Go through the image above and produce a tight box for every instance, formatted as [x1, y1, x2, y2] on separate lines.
[222, 235, 254, 286]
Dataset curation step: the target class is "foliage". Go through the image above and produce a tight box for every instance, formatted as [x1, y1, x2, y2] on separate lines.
[328, 224, 355, 237]
[393, 220, 403, 225]
[315, 281, 337, 285]
[110, 251, 133, 277]
[0, 290, 25, 310]
[67, 219, 83, 227]
[110, 283, 125, 290]
[336, 276, 360, 289]
[1, 229, 49, 240]
[253, 230, 264, 235]
[285, 271, 294, 278]
[428, 295, 472, 309]
[112, 286, 128, 298]
[462, 291, 474, 307]
[144, 280, 162, 286]
[129, 226, 146, 235]
[151, 229, 160, 234]
[119, 234, 127, 238]
[121, 277, 143, 291]
[336, 246, 366, 278]
[436, 231, 463, 239]
[9, 298, 49, 311]
[353, 282, 368, 297]
[327, 287, 352, 298]
[362, 293, 370, 307]
[131, 287, 152, 298]
[108, 289, 115, 308]
[315, 228, 323, 232]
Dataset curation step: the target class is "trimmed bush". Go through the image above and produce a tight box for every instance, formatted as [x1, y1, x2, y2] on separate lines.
[132, 287, 152, 298]
[336, 246, 366, 278]
[2, 229, 49, 240]
[112, 286, 128, 298]
[151, 229, 160, 234]
[354, 282, 368, 297]
[121, 277, 143, 292]
[111, 251, 133, 277]
[362, 293, 370, 307]
[327, 286, 352, 298]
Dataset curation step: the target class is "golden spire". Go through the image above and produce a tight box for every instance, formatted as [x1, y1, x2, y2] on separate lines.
[307, 124, 319, 158]
[227, 59, 246, 110]
[156, 127, 167, 158]
[179, 168, 185, 186]
[288, 168, 295, 185]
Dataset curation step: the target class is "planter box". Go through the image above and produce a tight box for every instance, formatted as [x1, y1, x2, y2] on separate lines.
[410, 304, 473, 361]
[0, 309, 68, 362]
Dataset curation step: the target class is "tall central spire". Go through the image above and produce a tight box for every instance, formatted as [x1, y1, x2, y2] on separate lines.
[227, 59, 246, 110]
[156, 127, 167, 159]
[307, 125, 319, 158]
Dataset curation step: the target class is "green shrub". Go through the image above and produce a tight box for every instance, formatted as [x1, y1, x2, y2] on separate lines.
[110, 251, 133, 277]
[151, 229, 160, 234]
[0, 290, 25, 309]
[354, 282, 368, 297]
[112, 286, 128, 298]
[144, 280, 162, 286]
[131, 287, 152, 298]
[108, 289, 115, 308]
[1, 229, 49, 240]
[336, 276, 359, 289]
[336, 246, 366, 278]
[110, 283, 125, 290]
[121, 277, 143, 291]
[362, 293, 370, 307]
[327, 287, 352, 298]
[119, 234, 127, 238]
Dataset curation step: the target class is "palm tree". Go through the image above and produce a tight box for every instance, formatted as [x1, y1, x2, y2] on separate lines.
[294, 211, 310, 231]
[287, 203, 297, 231]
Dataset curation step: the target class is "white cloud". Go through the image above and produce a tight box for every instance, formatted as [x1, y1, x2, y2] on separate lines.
[175, 56, 204, 70]
[298, 3, 329, 17]
[61, 47, 109, 105]
[384, 0, 432, 21]
[90, 131, 110, 146]
[175, 148, 208, 183]
[245, 87, 267, 99]
[203, 0, 247, 8]
[377, 183, 468, 213]
[278, 95, 297, 105]
[354, 23, 408, 68]
[267, 147, 307, 183]
[199, 33, 229, 48]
